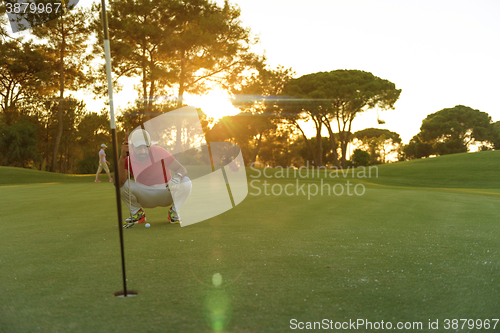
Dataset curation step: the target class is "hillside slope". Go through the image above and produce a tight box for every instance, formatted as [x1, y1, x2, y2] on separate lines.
[0, 167, 99, 185]
[371, 150, 500, 189]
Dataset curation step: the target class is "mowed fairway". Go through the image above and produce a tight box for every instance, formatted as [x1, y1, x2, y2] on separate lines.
[1, 152, 500, 332]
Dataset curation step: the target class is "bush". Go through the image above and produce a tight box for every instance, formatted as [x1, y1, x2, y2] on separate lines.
[77, 153, 98, 174]
[351, 149, 371, 166]
[0, 120, 40, 167]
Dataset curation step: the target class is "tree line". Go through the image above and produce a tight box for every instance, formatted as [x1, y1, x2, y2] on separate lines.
[1, 0, 498, 173]
[0, 0, 261, 172]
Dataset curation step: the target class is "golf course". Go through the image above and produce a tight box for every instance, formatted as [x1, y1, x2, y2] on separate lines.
[0, 150, 499, 332]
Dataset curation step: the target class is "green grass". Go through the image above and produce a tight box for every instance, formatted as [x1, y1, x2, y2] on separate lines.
[0, 166, 102, 185]
[1, 152, 499, 332]
[366, 150, 500, 189]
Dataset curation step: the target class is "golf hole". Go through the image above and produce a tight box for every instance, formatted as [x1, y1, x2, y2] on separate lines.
[114, 291, 138, 297]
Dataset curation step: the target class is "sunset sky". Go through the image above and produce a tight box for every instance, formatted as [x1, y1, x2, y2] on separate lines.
[6, 0, 499, 143]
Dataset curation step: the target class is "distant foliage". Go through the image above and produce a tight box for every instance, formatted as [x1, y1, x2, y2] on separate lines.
[278, 70, 401, 168]
[402, 105, 498, 160]
[351, 149, 371, 167]
[419, 105, 496, 155]
[208, 112, 278, 166]
[353, 128, 401, 164]
[491, 121, 500, 150]
[403, 135, 434, 160]
[0, 119, 39, 167]
[297, 136, 338, 167]
[75, 110, 110, 174]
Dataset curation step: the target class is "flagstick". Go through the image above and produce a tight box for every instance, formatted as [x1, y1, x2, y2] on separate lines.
[100, 0, 133, 297]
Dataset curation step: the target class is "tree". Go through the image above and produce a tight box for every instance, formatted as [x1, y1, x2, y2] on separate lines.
[31, 5, 93, 172]
[351, 149, 371, 167]
[353, 128, 401, 164]
[0, 118, 39, 167]
[0, 39, 54, 124]
[297, 136, 338, 167]
[278, 70, 401, 168]
[93, 0, 259, 121]
[117, 98, 179, 132]
[320, 112, 340, 168]
[401, 135, 432, 160]
[230, 65, 295, 164]
[419, 105, 497, 155]
[208, 112, 276, 165]
[23, 96, 87, 172]
[55, 97, 87, 173]
[77, 110, 111, 173]
[168, 0, 259, 106]
[491, 121, 500, 150]
[231, 65, 295, 110]
[277, 81, 328, 168]
[91, 0, 174, 120]
[257, 129, 301, 167]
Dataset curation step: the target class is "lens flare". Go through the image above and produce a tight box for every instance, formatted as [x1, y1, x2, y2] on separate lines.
[204, 274, 232, 332]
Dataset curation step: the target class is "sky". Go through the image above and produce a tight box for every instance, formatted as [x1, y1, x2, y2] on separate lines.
[230, 0, 500, 143]
[5, 0, 500, 144]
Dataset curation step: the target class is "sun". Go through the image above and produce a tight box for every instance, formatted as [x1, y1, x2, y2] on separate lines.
[185, 89, 241, 121]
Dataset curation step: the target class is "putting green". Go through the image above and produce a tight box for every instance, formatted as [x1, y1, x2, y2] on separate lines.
[0, 152, 499, 332]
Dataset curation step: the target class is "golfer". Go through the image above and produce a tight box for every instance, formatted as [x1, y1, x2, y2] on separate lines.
[95, 144, 113, 182]
[117, 129, 192, 227]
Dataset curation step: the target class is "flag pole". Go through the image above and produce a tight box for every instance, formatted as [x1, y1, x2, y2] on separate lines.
[100, 0, 133, 297]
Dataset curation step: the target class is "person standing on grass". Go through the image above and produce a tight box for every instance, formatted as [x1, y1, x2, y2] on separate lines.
[95, 144, 113, 182]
